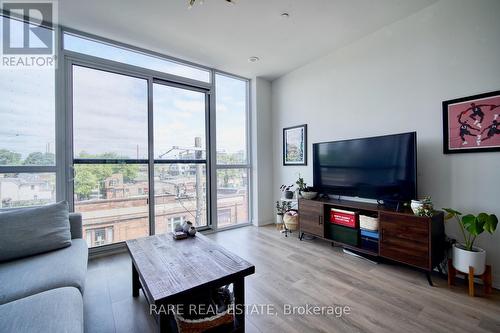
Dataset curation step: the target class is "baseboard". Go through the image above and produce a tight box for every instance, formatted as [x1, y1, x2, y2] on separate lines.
[253, 219, 274, 227]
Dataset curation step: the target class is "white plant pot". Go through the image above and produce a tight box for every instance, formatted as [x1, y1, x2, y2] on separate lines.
[276, 214, 283, 225]
[452, 243, 486, 275]
[410, 200, 423, 215]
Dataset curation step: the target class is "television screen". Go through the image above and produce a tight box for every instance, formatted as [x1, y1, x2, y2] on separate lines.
[313, 132, 417, 201]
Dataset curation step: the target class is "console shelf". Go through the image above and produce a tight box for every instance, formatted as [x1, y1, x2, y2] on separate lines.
[298, 198, 445, 285]
[333, 241, 379, 257]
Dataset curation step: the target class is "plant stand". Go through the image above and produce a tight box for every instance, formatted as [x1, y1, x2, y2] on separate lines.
[447, 259, 492, 297]
[280, 225, 291, 237]
[275, 214, 284, 231]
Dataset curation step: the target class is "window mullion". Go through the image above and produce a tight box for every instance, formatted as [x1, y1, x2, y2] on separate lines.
[0, 166, 57, 173]
[215, 165, 251, 170]
[148, 77, 155, 236]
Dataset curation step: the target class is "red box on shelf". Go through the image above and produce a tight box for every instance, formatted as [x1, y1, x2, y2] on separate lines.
[330, 208, 358, 228]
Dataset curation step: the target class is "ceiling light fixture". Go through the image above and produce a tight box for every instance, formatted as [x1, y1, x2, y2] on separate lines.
[188, 0, 236, 9]
[248, 56, 260, 63]
[280, 12, 290, 19]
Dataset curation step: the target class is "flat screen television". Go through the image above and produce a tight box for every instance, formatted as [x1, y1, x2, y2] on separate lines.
[313, 132, 417, 202]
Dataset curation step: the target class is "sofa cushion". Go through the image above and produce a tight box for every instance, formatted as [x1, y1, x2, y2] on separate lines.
[0, 239, 88, 305]
[0, 287, 83, 333]
[0, 201, 72, 262]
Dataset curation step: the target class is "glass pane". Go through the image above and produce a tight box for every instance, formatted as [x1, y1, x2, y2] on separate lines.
[73, 66, 148, 159]
[154, 164, 207, 233]
[64, 33, 210, 83]
[153, 84, 206, 160]
[216, 74, 247, 165]
[74, 164, 149, 247]
[0, 16, 55, 166]
[0, 173, 56, 208]
[217, 169, 249, 227]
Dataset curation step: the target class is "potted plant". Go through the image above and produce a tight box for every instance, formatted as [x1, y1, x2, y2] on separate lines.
[443, 208, 498, 275]
[295, 175, 307, 196]
[295, 175, 318, 200]
[411, 196, 434, 217]
[276, 200, 292, 225]
[280, 184, 295, 199]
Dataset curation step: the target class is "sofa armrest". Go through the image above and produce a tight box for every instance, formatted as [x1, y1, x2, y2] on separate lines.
[69, 213, 83, 239]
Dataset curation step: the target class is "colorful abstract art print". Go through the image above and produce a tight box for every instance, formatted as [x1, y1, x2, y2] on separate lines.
[443, 91, 500, 154]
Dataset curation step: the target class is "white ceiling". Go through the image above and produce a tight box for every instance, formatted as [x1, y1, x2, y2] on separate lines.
[59, 0, 437, 81]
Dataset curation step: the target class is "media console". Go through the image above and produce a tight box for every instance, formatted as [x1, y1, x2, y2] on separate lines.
[298, 198, 445, 285]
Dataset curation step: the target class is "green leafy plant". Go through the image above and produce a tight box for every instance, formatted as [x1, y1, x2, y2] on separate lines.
[414, 197, 434, 217]
[276, 201, 292, 215]
[74, 152, 139, 200]
[280, 184, 294, 192]
[295, 174, 317, 194]
[443, 208, 498, 251]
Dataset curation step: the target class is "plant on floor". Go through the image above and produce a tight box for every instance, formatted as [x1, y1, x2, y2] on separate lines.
[276, 200, 292, 216]
[275, 200, 292, 226]
[443, 208, 497, 251]
[443, 208, 497, 275]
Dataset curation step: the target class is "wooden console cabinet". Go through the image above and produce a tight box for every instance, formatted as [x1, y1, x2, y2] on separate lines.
[298, 198, 445, 285]
[297, 199, 325, 238]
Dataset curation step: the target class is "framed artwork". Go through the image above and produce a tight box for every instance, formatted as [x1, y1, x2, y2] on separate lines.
[283, 124, 307, 165]
[443, 90, 500, 154]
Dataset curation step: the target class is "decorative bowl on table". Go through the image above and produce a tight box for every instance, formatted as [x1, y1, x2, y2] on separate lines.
[300, 192, 318, 200]
[411, 198, 434, 217]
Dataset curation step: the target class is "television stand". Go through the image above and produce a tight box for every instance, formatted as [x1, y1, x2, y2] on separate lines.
[298, 197, 445, 286]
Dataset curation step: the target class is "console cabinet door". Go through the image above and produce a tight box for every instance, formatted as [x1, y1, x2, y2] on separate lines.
[379, 212, 430, 270]
[299, 200, 324, 238]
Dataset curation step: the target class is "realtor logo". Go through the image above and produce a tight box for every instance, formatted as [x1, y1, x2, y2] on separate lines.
[1, 1, 57, 68]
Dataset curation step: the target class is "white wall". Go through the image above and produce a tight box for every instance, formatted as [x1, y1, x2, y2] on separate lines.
[271, 0, 500, 287]
[252, 77, 274, 226]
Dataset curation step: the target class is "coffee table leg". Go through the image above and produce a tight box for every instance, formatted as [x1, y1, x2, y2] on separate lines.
[233, 277, 245, 332]
[132, 262, 140, 297]
[158, 312, 172, 333]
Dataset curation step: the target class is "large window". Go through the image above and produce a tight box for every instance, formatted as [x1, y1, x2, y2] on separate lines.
[64, 33, 210, 83]
[154, 164, 207, 233]
[0, 15, 56, 208]
[70, 64, 210, 248]
[2, 17, 251, 246]
[153, 83, 208, 232]
[72, 65, 150, 246]
[153, 85, 207, 160]
[215, 74, 250, 227]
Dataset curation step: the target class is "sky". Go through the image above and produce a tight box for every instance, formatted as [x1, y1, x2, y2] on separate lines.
[0, 16, 247, 163]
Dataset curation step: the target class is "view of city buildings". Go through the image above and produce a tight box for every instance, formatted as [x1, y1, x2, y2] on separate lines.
[1, 21, 249, 249]
[0, 149, 248, 248]
[0, 172, 56, 208]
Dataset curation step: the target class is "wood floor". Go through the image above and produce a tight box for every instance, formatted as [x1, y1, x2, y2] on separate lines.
[84, 225, 500, 333]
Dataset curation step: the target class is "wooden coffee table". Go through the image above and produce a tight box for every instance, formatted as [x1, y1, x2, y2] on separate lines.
[126, 233, 255, 332]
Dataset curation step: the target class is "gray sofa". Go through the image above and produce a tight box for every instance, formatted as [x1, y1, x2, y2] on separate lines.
[0, 203, 88, 333]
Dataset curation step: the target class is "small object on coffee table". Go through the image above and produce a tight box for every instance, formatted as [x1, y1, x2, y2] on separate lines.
[187, 226, 197, 236]
[172, 231, 188, 240]
[174, 222, 183, 233]
[182, 221, 194, 233]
